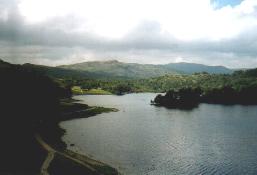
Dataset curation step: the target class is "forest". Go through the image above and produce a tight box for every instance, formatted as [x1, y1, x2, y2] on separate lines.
[58, 69, 257, 96]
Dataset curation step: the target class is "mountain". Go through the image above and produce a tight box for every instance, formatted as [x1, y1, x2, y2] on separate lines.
[0, 59, 14, 69]
[163, 62, 233, 74]
[23, 63, 99, 79]
[58, 60, 233, 78]
[233, 68, 257, 77]
[58, 60, 180, 79]
[0, 60, 112, 80]
[1, 59, 233, 80]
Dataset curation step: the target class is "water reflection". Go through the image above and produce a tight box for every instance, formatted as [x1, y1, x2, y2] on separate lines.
[61, 93, 257, 175]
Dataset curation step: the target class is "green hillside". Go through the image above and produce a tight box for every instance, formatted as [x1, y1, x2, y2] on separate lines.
[58, 60, 233, 79]
[57, 70, 257, 96]
[134, 70, 257, 92]
[22, 63, 122, 80]
[0, 59, 119, 174]
[163, 62, 233, 74]
[58, 60, 180, 78]
[3, 60, 234, 81]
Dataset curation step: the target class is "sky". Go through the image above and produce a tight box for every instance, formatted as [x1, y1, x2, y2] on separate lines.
[0, 0, 257, 68]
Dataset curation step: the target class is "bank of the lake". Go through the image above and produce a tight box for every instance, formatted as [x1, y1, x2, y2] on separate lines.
[61, 93, 257, 175]
[37, 98, 120, 175]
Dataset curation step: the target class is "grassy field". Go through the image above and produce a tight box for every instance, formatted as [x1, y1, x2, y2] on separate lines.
[83, 88, 112, 95]
[72, 86, 112, 95]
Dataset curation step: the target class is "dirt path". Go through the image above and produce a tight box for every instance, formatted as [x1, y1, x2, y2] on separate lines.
[35, 134, 98, 175]
[35, 134, 56, 175]
[40, 152, 55, 175]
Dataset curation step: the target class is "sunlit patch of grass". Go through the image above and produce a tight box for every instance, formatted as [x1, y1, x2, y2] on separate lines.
[71, 86, 112, 95]
[71, 86, 83, 95]
[82, 88, 112, 95]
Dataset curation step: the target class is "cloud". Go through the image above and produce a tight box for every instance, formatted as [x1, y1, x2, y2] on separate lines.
[0, 0, 257, 68]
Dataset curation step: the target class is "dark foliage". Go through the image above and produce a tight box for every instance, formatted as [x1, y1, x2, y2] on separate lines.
[154, 84, 257, 109]
[153, 87, 202, 109]
[0, 60, 71, 173]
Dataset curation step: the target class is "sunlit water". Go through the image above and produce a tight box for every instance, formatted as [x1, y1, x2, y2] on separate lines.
[61, 93, 257, 175]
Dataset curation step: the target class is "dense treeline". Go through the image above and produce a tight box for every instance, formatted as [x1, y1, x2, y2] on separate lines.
[60, 69, 257, 95]
[152, 70, 257, 108]
[60, 78, 135, 94]
[153, 85, 257, 109]
[59, 67, 257, 107]
[135, 70, 257, 92]
[22, 60, 256, 96]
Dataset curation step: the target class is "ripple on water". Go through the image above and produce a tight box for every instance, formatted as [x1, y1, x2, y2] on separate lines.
[61, 94, 257, 175]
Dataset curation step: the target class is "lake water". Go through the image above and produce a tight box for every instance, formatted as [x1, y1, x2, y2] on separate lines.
[61, 93, 257, 175]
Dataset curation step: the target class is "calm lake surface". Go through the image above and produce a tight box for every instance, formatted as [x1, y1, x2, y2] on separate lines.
[61, 93, 257, 175]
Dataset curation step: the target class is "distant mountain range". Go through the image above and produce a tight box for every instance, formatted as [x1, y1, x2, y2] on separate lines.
[58, 60, 178, 79]
[58, 60, 233, 78]
[163, 62, 233, 74]
[0, 59, 234, 79]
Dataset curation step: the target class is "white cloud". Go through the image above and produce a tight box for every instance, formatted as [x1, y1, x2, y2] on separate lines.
[0, 0, 257, 68]
[18, 0, 257, 40]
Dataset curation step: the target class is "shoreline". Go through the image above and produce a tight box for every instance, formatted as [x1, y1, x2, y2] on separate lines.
[38, 96, 120, 175]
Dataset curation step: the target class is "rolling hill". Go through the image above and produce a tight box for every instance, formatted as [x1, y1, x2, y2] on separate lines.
[22, 63, 113, 79]
[58, 60, 179, 79]
[58, 60, 233, 79]
[0, 59, 234, 80]
[163, 62, 233, 74]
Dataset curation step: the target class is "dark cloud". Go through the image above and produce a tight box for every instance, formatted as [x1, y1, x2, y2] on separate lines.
[0, 0, 257, 68]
